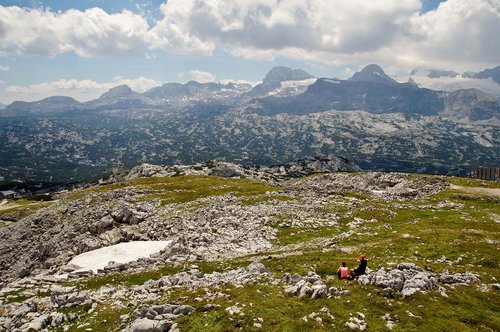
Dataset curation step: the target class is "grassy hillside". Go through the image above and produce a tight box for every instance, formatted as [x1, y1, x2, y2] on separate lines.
[0, 173, 498, 331]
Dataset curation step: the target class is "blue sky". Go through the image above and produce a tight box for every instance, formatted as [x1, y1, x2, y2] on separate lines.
[0, 0, 498, 104]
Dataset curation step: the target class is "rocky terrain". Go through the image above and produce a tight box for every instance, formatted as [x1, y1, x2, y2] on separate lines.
[1, 64, 499, 183]
[0, 166, 498, 331]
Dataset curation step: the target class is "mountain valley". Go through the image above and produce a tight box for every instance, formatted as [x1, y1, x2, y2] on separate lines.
[1, 65, 499, 184]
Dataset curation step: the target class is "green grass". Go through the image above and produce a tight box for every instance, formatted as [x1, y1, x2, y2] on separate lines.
[174, 281, 499, 331]
[69, 260, 249, 291]
[134, 175, 283, 205]
[0, 199, 54, 219]
[240, 194, 295, 206]
[4, 173, 499, 331]
[445, 176, 500, 189]
[1, 289, 32, 304]
[66, 175, 283, 206]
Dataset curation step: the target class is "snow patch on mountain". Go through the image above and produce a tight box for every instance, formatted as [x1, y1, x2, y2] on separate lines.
[64, 241, 172, 274]
[268, 78, 317, 96]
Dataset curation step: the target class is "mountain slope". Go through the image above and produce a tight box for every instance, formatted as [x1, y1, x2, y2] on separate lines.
[443, 89, 500, 123]
[1, 65, 499, 183]
[246, 66, 315, 97]
[0, 171, 498, 331]
[349, 64, 398, 85]
[5, 96, 81, 112]
[98, 84, 136, 100]
[249, 75, 445, 116]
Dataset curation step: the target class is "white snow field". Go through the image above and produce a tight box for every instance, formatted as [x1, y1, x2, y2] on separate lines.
[66, 240, 172, 273]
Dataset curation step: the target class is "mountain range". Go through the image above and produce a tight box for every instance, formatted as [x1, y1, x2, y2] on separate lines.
[0, 64, 499, 183]
[410, 65, 500, 83]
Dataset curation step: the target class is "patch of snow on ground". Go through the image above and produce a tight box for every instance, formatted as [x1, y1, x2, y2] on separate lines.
[68, 241, 172, 273]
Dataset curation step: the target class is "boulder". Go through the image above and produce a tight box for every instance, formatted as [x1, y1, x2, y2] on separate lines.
[439, 272, 479, 284]
[18, 268, 31, 278]
[311, 284, 328, 299]
[127, 318, 171, 332]
[247, 262, 269, 274]
[27, 314, 49, 331]
[401, 272, 438, 297]
[173, 305, 195, 316]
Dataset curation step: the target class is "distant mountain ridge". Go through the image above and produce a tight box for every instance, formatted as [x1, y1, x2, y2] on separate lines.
[4, 64, 500, 124]
[247, 65, 499, 123]
[6, 96, 80, 112]
[349, 64, 398, 85]
[5, 64, 499, 124]
[474, 65, 500, 84]
[246, 66, 315, 97]
[411, 65, 500, 83]
[1, 64, 499, 183]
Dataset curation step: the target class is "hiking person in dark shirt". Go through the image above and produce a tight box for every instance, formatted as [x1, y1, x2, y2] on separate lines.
[353, 255, 368, 278]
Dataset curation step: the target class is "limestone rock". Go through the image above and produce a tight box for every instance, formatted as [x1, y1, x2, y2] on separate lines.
[127, 318, 171, 332]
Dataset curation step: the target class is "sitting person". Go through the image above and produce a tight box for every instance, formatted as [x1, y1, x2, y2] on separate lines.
[337, 262, 350, 280]
[353, 255, 369, 277]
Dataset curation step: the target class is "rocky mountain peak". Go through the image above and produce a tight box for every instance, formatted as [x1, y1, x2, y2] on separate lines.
[474, 65, 500, 84]
[5, 96, 80, 111]
[99, 85, 134, 100]
[350, 64, 398, 85]
[263, 66, 314, 85]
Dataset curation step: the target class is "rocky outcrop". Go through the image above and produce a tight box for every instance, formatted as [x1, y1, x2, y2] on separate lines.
[112, 157, 361, 184]
[358, 263, 480, 297]
[282, 272, 350, 300]
[294, 172, 448, 200]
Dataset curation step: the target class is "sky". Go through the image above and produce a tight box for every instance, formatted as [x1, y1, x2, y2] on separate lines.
[0, 0, 498, 104]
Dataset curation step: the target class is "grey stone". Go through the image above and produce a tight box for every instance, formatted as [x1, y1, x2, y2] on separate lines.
[27, 314, 49, 331]
[9, 304, 32, 317]
[173, 305, 195, 316]
[311, 284, 328, 299]
[247, 262, 269, 274]
[298, 284, 313, 299]
[127, 318, 171, 332]
[18, 268, 31, 278]
[50, 312, 66, 327]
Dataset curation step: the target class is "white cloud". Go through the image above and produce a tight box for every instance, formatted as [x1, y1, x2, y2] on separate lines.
[0, 65, 10, 71]
[146, 2, 214, 55]
[148, 0, 499, 71]
[403, 0, 500, 71]
[189, 70, 216, 83]
[111, 76, 160, 92]
[0, 0, 498, 72]
[0, 80, 5, 84]
[5, 76, 161, 102]
[150, 0, 420, 56]
[0, 6, 149, 57]
[219, 78, 258, 86]
[409, 74, 500, 99]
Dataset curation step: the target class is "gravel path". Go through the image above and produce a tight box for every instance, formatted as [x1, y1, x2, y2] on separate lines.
[450, 184, 500, 197]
